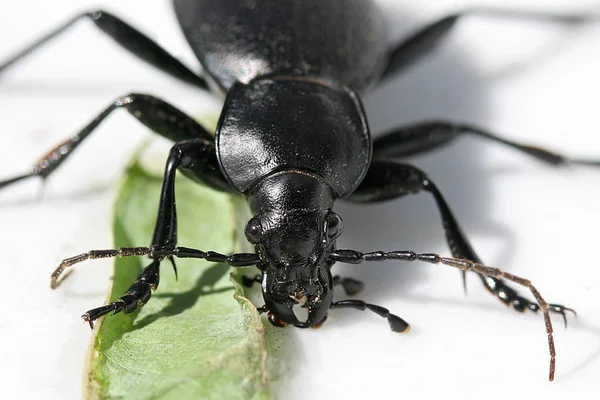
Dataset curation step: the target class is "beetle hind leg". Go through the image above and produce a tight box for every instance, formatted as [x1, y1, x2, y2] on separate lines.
[0, 11, 208, 89]
[379, 8, 600, 82]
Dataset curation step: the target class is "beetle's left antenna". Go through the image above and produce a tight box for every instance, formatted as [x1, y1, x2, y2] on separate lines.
[330, 249, 575, 382]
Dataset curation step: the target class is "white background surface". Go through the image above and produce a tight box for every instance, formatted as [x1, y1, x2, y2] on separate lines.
[1, 0, 600, 399]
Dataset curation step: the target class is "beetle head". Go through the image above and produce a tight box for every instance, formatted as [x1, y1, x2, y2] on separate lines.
[246, 171, 343, 327]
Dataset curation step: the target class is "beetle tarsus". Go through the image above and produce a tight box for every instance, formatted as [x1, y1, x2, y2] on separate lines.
[481, 276, 575, 327]
[381, 8, 600, 80]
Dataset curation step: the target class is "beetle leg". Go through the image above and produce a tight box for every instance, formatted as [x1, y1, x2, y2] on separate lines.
[82, 260, 160, 329]
[380, 9, 600, 81]
[330, 249, 565, 381]
[371, 120, 600, 167]
[0, 11, 208, 90]
[330, 299, 410, 333]
[0, 93, 231, 193]
[50, 140, 254, 325]
[347, 160, 573, 319]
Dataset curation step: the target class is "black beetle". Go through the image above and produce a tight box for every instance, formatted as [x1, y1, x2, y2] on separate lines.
[0, 0, 598, 383]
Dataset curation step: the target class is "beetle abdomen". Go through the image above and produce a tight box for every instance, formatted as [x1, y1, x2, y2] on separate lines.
[173, 0, 387, 91]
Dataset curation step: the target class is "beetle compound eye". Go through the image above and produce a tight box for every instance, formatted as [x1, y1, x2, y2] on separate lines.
[326, 212, 343, 239]
[245, 217, 263, 244]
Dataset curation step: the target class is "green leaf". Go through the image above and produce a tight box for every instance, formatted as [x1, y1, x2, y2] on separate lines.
[84, 147, 269, 400]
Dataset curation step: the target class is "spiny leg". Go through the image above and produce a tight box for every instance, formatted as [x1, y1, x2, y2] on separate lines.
[371, 121, 594, 312]
[347, 160, 573, 319]
[54, 244, 260, 327]
[0, 93, 230, 193]
[75, 139, 240, 325]
[82, 247, 261, 327]
[36, 104, 235, 325]
[0, 10, 207, 89]
[380, 8, 600, 81]
[372, 121, 600, 167]
[82, 260, 160, 328]
[330, 299, 410, 333]
[330, 249, 564, 381]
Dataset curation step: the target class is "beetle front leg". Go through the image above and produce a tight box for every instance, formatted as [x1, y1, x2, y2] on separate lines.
[80, 143, 187, 326]
[82, 260, 160, 328]
[64, 140, 237, 327]
[347, 160, 573, 320]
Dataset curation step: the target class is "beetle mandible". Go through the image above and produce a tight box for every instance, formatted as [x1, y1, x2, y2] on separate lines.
[0, 0, 598, 382]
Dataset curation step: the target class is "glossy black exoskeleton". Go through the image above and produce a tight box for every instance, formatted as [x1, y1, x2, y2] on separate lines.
[1, 0, 599, 381]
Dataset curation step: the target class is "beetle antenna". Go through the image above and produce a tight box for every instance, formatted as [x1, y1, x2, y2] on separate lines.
[50, 245, 260, 289]
[330, 249, 575, 382]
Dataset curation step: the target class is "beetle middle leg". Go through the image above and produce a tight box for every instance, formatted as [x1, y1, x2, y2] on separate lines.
[0, 93, 230, 192]
[0, 93, 239, 324]
[347, 160, 574, 321]
[372, 121, 600, 167]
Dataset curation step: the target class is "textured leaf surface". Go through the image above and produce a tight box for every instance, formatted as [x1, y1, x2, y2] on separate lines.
[84, 151, 268, 400]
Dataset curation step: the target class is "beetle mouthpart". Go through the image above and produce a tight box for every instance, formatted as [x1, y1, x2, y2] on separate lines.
[292, 295, 309, 323]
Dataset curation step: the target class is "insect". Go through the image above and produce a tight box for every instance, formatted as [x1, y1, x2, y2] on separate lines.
[0, 0, 598, 383]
